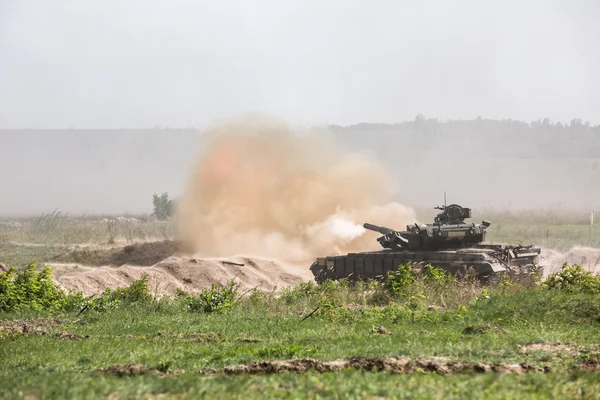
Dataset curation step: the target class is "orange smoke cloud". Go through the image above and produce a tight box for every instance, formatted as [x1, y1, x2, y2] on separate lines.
[177, 115, 417, 264]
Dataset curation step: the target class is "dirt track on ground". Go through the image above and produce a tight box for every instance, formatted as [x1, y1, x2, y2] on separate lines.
[200, 357, 551, 375]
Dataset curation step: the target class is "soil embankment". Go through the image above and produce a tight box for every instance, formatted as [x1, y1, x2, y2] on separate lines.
[50, 241, 313, 296]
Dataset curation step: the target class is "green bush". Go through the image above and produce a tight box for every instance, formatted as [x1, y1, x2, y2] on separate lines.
[422, 264, 455, 286]
[88, 274, 153, 312]
[386, 264, 416, 294]
[544, 262, 600, 294]
[385, 263, 454, 294]
[186, 281, 239, 313]
[110, 274, 153, 304]
[0, 264, 84, 313]
[0, 265, 154, 314]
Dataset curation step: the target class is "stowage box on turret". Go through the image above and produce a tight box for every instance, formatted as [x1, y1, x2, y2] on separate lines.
[310, 203, 541, 283]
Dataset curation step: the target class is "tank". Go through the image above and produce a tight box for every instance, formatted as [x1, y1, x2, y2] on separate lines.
[310, 203, 541, 283]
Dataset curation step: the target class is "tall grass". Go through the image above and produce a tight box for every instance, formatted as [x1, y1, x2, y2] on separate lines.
[0, 212, 177, 245]
[1, 263, 599, 398]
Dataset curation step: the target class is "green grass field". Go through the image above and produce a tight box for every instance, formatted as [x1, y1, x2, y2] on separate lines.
[1, 264, 600, 399]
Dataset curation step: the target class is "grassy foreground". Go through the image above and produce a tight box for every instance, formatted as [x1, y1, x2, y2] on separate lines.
[1, 264, 600, 399]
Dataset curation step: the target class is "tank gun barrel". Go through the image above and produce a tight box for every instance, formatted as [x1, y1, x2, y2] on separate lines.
[363, 223, 394, 235]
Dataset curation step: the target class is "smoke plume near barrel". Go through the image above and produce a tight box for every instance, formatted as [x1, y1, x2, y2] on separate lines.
[177, 115, 416, 263]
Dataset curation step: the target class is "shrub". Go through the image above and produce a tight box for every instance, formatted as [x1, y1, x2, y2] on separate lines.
[186, 281, 239, 313]
[0, 265, 154, 314]
[109, 274, 152, 304]
[544, 263, 600, 294]
[0, 264, 84, 313]
[422, 264, 455, 286]
[386, 264, 416, 294]
[385, 263, 452, 292]
[88, 274, 153, 312]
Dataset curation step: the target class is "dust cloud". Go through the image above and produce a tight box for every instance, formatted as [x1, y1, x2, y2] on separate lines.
[177, 115, 416, 264]
[539, 246, 600, 276]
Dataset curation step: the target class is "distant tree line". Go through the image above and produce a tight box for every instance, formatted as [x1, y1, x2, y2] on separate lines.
[329, 115, 600, 159]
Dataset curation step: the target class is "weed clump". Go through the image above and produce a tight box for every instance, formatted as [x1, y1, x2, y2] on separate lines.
[385, 264, 458, 297]
[544, 263, 600, 294]
[90, 274, 153, 312]
[180, 281, 239, 313]
[384, 264, 476, 310]
[0, 264, 84, 313]
[0, 265, 154, 314]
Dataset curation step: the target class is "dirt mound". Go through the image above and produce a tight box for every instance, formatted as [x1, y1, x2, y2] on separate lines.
[91, 364, 186, 377]
[577, 356, 600, 371]
[52, 254, 313, 297]
[540, 246, 600, 276]
[50, 239, 313, 296]
[202, 357, 549, 375]
[53, 240, 181, 267]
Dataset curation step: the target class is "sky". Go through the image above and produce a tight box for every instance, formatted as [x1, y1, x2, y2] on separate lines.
[0, 0, 598, 129]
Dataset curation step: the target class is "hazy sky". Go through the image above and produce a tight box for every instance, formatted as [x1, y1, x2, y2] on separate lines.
[1, 0, 598, 129]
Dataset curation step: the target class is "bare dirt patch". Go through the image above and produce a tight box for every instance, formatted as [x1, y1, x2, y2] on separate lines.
[114, 332, 220, 342]
[0, 318, 60, 336]
[55, 331, 88, 340]
[576, 356, 600, 371]
[202, 357, 550, 375]
[92, 364, 159, 377]
[92, 364, 185, 377]
[520, 342, 578, 355]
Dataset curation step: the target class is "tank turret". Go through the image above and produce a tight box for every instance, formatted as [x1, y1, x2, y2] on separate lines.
[363, 204, 491, 251]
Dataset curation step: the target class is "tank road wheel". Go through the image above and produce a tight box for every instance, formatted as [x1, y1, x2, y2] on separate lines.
[309, 261, 327, 284]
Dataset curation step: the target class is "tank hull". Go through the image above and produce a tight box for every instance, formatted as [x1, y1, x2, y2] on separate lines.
[310, 244, 541, 283]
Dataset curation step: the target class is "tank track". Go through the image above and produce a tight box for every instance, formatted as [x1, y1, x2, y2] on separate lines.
[310, 244, 541, 283]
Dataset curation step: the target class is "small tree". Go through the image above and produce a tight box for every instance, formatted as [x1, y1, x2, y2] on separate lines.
[152, 192, 173, 220]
